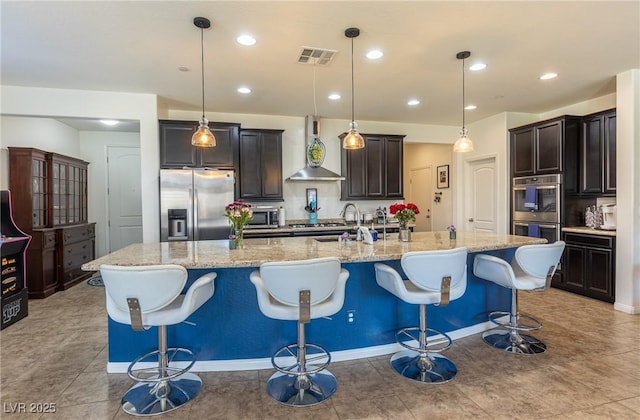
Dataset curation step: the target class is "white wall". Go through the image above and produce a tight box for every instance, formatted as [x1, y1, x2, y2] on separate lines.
[539, 93, 616, 120]
[404, 143, 453, 230]
[79, 131, 140, 257]
[615, 69, 640, 314]
[0, 116, 82, 188]
[458, 113, 511, 233]
[0, 85, 159, 243]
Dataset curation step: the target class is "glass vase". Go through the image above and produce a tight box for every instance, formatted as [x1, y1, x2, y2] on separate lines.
[449, 231, 456, 240]
[229, 226, 244, 249]
[235, 227, 244, 248]
[399, 227, 411, 242]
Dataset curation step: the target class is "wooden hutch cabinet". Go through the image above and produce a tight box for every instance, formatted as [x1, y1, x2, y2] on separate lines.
[8, 147, 95, 298]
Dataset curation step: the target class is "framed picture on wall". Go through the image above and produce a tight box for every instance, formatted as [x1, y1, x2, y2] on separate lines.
[437, 165, 449, 189]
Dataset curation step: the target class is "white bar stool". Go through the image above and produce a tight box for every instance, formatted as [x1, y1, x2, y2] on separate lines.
[473, 241, 565, 355]
[374, 247, 468, 384]
[249, 257, 349, 407]
[100, 264, 216, 416]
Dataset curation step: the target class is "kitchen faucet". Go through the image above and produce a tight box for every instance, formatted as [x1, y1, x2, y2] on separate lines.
[374, 208, 387, 240]
[340, 202, 362, 240]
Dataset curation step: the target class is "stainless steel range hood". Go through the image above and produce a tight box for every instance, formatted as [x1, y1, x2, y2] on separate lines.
[287, 116, 345, 181]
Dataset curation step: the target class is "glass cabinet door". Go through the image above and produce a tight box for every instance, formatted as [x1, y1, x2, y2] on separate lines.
[31, 158, 47, 227]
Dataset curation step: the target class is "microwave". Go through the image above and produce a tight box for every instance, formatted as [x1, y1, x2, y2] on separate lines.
[247, 206, 279, 228]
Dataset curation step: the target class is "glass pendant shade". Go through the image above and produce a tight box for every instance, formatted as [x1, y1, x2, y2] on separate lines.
[454, 51, 474, 153]
[192, 117, 216, 147]
[343, 27, 365, 150]
[343, 122, 365, 149]
[191, 17, 216, 148]
[453, 127, 474, 152]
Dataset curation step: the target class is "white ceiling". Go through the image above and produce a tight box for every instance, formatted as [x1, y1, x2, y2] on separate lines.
[2, 1, 639, 130]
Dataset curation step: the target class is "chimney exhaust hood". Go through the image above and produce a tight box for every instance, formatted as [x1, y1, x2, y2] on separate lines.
[287, 116, 345, 181]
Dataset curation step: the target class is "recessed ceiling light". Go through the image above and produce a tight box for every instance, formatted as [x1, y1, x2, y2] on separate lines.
[464, 105, 477, 110]
[366, 49, 383, 60]
[328, 93, 341, 100]
[539, 72, 558, 80]
[407, 99, 420, 106]
[237, 87, 251, 94]
[469, 63, 486, 71]
[237, 34, 256, 46]
[100, 120, 119, 126]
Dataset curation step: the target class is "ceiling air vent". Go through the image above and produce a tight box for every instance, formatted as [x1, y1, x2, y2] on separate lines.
[296, 47, 337, 65]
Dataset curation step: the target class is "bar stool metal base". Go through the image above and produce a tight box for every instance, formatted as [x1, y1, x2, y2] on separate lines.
[390, 350, 457, 384]
[482, 329, 547, 355]
[266, 369, 338, 407]
[121, 372, 202, 416]
[268, 341, 335, 407]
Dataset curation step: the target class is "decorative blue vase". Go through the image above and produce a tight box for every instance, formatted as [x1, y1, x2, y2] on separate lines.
[308, 212, 318, 225]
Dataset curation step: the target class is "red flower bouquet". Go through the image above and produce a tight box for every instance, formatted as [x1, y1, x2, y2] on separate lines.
[389, 202, 420, 230]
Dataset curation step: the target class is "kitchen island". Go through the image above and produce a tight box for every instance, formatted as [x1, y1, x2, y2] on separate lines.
[83, 231, 545, 373]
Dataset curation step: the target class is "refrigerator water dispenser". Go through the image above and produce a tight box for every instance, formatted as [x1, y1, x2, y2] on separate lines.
[168, 209, 188, 239]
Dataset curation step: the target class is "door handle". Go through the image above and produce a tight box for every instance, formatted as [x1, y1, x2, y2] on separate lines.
[468, 218, 474, 222]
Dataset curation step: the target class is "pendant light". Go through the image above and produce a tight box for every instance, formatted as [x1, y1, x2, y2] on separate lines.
[453, 51, 474, 153]
[342, 27, 365, 150]
[191, 17, 216, 148]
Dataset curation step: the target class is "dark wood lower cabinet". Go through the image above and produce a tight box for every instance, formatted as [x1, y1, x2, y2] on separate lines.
[559, 232, 615, 303]
[24, 229, 58, 299]
[57, 223, 96, 291]
[24, 224, 95, 298]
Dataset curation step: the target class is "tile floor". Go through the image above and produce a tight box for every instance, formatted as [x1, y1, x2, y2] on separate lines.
[1, 281, 639, 419]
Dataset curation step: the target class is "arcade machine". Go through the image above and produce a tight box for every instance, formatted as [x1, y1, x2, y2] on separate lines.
[1, 190, 31, 329]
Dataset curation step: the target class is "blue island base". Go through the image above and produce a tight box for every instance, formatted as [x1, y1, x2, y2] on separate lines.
[106, 249, 513, 373]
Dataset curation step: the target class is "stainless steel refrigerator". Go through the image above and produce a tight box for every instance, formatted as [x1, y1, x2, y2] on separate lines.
[160, 168, 235, 241]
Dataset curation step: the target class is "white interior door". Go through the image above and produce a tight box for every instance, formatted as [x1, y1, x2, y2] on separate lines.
[409, 166, 432, 232]
[107, 146, 142, 252]
[465, 157, 497, 232]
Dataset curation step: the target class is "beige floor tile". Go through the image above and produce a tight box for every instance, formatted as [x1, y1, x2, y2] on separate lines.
[0, 373, 78, 411]
[508, 366, 612, 412]
[40, 400, 120, 420]
[454, 371, 558, 419]
[57, 371, 133, 407]
[549, 358, 640, 400]
[1, 281, 639, 419]
[617, 396, 640, 414]
[549, 401, 640, 419]
[333, 394, 416, 419]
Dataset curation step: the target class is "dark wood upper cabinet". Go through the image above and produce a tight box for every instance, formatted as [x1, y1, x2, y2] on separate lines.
[340, 133, 404, 200]
[604, 111, 616, 194]
[510, 117, 580, 179]
[535, 120, 563, 173]
[238, 129, 284, 201]
[575, 108, 616, 196]
[581, 114, 604, 194]
[510, 127, 534, 177]
[159, 120, 239, 169]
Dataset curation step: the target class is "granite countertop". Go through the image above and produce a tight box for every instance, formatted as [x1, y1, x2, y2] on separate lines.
[82, 231, 546, 270]
[562, 226, 617, 237]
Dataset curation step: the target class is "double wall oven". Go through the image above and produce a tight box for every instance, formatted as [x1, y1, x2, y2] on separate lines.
[512, 174, 561, 243]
